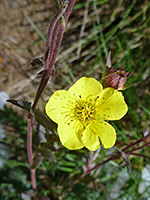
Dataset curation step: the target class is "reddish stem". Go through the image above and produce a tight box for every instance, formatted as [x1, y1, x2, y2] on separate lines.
[81, 137, 150, 177]
[126, 142, 150, 154]
[32, 1, 74, 111]
[65, 0, 75, 23]
[32, 70, 49, 111]
[129, 153, 150, 159]
[28, 0, 76, 193]
[27, 113, 37, 192]
[47, 19, 60, 68]
[45, 9, 65, 64]
[122, 134, 150, 152]
[45, 1, 68, 69]
[47, 23, 65, 77]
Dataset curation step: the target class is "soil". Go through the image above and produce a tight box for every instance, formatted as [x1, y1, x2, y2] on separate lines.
[0, 0, 67, 104]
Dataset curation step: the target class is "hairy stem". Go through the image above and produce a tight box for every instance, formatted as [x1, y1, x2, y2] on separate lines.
[32, 70, 49, 111]
[45, 0, 69, 69]
[47, 22, 65, 77]
[32, 1, 72, 111]
[65, 0, 75, 23]
[28, 0, 76, 192]
[47, 19, 60, 69]
[27, 113, 36, 192]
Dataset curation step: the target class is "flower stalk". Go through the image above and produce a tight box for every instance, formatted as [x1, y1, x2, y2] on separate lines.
[47, 19, 66, 77]
[32, 1, 69, 111]
[27, 113, 36, 192]
[27, 0, 76, 192]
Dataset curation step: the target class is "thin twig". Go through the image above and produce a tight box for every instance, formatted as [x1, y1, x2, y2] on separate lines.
[129, 153, 150, 159]
[122, 134, 150, 152]
[126, 142, 150, 154]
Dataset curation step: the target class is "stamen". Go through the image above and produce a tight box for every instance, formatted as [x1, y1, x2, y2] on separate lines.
[62, 94, 98, 126]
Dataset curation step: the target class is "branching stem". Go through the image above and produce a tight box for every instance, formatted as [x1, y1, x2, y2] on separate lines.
[27, 0, 76, 193]
[78, 133, 150, 181]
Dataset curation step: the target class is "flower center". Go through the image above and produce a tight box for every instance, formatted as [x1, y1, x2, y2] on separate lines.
[72, 95, 97, 125]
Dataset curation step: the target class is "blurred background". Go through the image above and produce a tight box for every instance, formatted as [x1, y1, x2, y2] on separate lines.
[0, 0, 150, 199]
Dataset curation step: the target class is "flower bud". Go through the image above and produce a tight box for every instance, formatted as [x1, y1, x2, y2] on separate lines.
[102, 52, 136, 90]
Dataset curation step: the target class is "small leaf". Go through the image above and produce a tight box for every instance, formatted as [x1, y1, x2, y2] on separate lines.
[34, 111, 57, 133]
[65, 153, 77, 162]
[30, 56, 43, 67]
[32, 153, 43, 169]
[46, 133, 60, 142]
[7, 99, 31, 111]
[60, 167, 74, 173]
[41, 141, 57, 151]
[60, 161, 76, 167]
[39, 148, 56, 163]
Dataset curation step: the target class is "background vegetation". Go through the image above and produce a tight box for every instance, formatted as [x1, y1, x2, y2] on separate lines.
[0, 0, 150, 199]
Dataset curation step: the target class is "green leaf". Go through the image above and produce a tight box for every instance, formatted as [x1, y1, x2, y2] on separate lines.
[6, 160, 29, 168]
[32, 153, 43, 169]
[7, 100, 31, 111]
[65, 153, 77, 162]
[60, 167, 74, 173]
[60, 161, 76, 167]
[38, 148, 56, 163]
[34, 111, 57, 133]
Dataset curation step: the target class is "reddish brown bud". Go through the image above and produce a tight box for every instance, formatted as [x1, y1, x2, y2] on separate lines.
[102, 52, 137, 90]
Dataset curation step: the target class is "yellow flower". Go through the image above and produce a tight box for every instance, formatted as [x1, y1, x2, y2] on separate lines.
[45, 77, 128, 151]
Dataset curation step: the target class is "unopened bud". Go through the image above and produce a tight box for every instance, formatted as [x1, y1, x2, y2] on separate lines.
[102, 52, 137, 90]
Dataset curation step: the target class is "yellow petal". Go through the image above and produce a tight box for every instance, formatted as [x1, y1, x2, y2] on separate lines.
[45, 90, 73, 124]
[81, 125, 100, 151]
[57, 121, 84, 150]
[90, 120, 116, 148]
[97, 88, 128, 120]
[68, 77, 103, 100]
